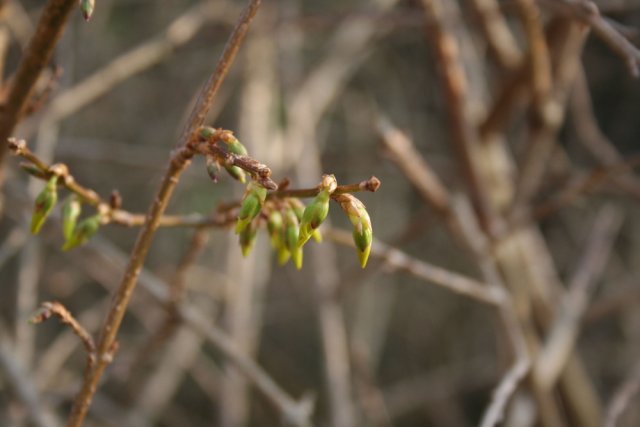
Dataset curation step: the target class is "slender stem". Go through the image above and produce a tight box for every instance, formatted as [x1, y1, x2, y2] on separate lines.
[0, 0, 77, 171]
[65, 1, 262, 426]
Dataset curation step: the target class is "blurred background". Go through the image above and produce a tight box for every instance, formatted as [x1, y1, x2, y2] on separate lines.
[1, 0, 640, 426]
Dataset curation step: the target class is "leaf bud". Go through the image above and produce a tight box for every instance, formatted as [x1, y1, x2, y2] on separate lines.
[31, 176, 58, 234]
[236, 181, 267, 233]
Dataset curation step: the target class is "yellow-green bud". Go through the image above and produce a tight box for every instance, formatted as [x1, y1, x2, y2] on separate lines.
[267, 210, 283, 249]
[224, 165, 246, 183]
[222, 135, 248, 156]
[80, 0, 95, 21]
[298, 189, 330, 247]
[238, 219, 258, 257]
[31, 176, 58, 234]
[61, 196, 81, 240]
[62, 214, 101, 251]
[334, 194, 372, 268]
[284, 208, 303, 269]
[236, 181, 268, 233]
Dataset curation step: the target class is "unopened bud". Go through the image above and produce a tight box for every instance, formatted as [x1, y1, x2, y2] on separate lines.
[284, 208, 303, 269]
[225, 165, 246, 183]
[236, 181, 267, 233]
[334, 194, 372, 268]
[61, 196, 81, 240]
[298, 189, 331, 247]
[31, 176, 58, 234]
[239, 219, 258, 257]
[79, 0, 95, 21]
[62, 214, 101, 251]
[267, 210, 283, 249]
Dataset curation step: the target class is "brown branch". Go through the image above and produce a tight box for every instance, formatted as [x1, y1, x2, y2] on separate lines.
[539, 0, 640, 76]
[534, 206, 622, 389]
[326, 228, 506, 306]
[469, 0, 521, 69]
[0, 0, 77, 170]
[29, 301, 96, 366]
[605, 360, 640, 427]
[65, 1, 262, 426]
[270, 176, 380, 199]
[420, 0, 496, 236]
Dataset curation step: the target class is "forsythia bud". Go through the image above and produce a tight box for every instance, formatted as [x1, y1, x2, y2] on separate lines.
[284, 208, 303, 269]
[61, 196, 81, 241]
[298, 175, 336, 246]
[79, 0, 95, 21]
[267, 210, 283, 249]
[238, 219, 258, 257]
[62, 214, 101, 251]
[31, 176, 58, 234]
[205, 156, 219, 183]
[334, 194, 372, 268]
[224, 165, 246, 183]
[236, 181, 267, 233]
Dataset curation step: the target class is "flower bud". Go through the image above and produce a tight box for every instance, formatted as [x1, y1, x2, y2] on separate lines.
[80, 0, 95, 21]
[31, 176, 58, 234]
[334, 194, 372, 268]
[62, 214, 101, 251]
[236, 181, 267, 233]
[205, 156, 219, 183]
[238, 219, 258, 257]
[284, 208, 303, 269]
[267, 210, 283, 249]
[298, 189, 330, 247]
[61, 195, 81, 240]
[224, 165, 246, 183]
[222, 134, 248, 156]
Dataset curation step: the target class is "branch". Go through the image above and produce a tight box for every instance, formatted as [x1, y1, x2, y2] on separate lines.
[479, 359, 531, 427]
[65, 1, 262, 426]
[605, 360, 640, 427]
[0, 0, 77, 168]
[29, 301, 96, 366]
[534, 206, 622, 389]
[326, 228, 506, 306]
[539, 0, 640, 76]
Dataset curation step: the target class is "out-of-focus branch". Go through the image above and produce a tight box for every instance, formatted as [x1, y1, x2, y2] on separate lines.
[480, 359, 531, 427]
[326, 228, 506, 306]
[420, 0, 496, 235]
[511, 18, 588, 212]
[569, 66, 640, 199]
[0, 0, 76, 169]
[65, 2, 262, 426]
[0, 323, 59, 427]
[23, 1, 238, 133]
[534, 206, 622, 389]
[605, 360, 640, 427]
[539, 0, 640, 76]
[469, 0, 521, 69]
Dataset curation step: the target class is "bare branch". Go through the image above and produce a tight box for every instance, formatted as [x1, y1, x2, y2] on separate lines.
[605, 360, 640, 427]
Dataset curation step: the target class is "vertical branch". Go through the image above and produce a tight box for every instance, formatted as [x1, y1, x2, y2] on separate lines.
[420, 0, 496, 235]
[65, 1, 262, 426]
[0, 0, 76, 169]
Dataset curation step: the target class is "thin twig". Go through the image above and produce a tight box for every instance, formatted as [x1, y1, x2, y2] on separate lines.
[469, 0, 521, 69]
[65, 1, 262, 426]
[326, 228, 506, 306]
[0, 0, 77, 169]
[480, 359, 531, 427]
[534, 205, 622, 389]
[539, 0, 640, 76]
[29, 301, 96, 367]
[605, 360, 640, 427]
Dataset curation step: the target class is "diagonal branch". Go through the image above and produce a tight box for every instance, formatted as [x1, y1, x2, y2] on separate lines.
[65, 1, 262, 426]
[0, 0, 77, 170]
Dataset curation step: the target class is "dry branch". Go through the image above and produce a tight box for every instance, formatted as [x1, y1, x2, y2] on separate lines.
[65, 1, 262, 425]
[0, 0, 77, 169]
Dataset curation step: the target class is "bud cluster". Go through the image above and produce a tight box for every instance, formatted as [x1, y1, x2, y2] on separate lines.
[232, 174, 374, 269]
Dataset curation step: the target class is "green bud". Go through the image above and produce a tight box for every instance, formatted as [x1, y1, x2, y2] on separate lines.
[267, 210, 283, 249]
[199, 126, 217, 140]
[334, 194, 373, 268]
[80, 0, 95, 21]
[31, 176, 58, 234]
[61, 196, 81, 240]
[205, 156, 219, 183]
[238, 219, 258, 257]
[236, 181, 267, 233]
[284, 208, 303, 269]
[298, 189, 330, 247]
[225, 165, 246, 183]
[312, 229, 322, 243]
[223, 135, 248, 156]
[62, 214, 101, 251]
